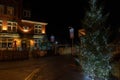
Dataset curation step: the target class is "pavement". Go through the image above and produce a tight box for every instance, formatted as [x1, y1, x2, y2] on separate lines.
[0, 55, 119, 80]
[0, 55, 84, 80]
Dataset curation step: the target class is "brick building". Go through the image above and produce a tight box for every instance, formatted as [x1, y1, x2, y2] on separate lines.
[0, 0, 48, 51]
[0, 0, 48, 60]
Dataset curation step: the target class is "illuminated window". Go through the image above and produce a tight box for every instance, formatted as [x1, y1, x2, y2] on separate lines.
[0, 38, 13, 48]
[7, 21, 17, 32]
[7, 6, 14, 16]
[0, 5, 4, 14]
[34, 25, 42, 34]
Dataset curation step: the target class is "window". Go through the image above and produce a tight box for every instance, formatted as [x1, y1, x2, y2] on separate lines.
[0, 5, 4, 14]
[34, 39, 38, 47]
[7, 6, 14, 16]
[34, 39, 41, 49]
[23, 10, 31, 18]
[34, 25, 42, 34]
[0, 38, 13, 48]
[2, 38, 7, 48]
[7, 21, 17, 32]
[0, 20, 2, 31]
[13, 27, 17, 32]
[7, 39, 13, 48]
[0, 38, 2, 48]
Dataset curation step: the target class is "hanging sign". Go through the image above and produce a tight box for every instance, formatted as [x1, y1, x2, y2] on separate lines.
[50, 35, 55, 42]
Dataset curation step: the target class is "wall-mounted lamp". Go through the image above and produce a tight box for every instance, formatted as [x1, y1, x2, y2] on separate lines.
[2, 26, 7, 30]
[23, 26, 29, 32]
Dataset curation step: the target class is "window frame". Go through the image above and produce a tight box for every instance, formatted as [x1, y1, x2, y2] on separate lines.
[0, 38, 13, 48]
[34, 24, 42, 34]
[7, 21, 17, 32]
[0, 20, 3, 32]
[7, 6, 14, 16]
[23, 10, 31, 17]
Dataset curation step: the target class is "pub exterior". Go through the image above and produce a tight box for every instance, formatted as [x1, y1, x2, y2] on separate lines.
[0, 0, 48, 60]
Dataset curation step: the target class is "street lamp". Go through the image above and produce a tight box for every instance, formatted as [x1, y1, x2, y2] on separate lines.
[50, 35, 56, 55]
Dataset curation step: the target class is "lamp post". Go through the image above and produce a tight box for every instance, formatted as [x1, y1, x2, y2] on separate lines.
[50, 35, 56, 54]
[69, 27, 74, 55]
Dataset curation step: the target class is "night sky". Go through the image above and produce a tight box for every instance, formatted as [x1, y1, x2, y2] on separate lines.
[24, 0, 119, 43]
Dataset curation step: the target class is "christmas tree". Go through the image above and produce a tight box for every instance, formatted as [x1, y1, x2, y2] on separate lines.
[79, 0, 113, 79]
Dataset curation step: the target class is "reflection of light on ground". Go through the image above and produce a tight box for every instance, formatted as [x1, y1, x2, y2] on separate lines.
[25, 68, 40, 80]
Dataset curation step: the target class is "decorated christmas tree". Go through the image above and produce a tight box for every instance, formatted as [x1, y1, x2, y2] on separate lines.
[78, 0, 113, 79]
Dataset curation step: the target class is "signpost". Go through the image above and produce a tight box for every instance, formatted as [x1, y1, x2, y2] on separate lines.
[69, 27, 74, 55]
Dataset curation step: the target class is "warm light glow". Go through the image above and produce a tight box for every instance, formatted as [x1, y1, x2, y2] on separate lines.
[13, 39, 21, 47]
[42, 29, 45, 34]
[23, 29, 29, 32]
[78, 29, 86, 36]
[42, 26, 46, 34]
[30, 40, 34, 47]
[2, 26, 7, 30]
[23, 26, 29, 32]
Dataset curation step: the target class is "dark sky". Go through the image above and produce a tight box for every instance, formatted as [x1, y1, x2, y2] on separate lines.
[24, 0, 120, 43]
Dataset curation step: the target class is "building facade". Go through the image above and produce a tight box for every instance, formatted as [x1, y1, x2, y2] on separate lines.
[0, 0, 48, 51]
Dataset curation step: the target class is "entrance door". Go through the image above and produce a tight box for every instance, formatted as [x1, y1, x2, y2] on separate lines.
[21, 40, 27, 50]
